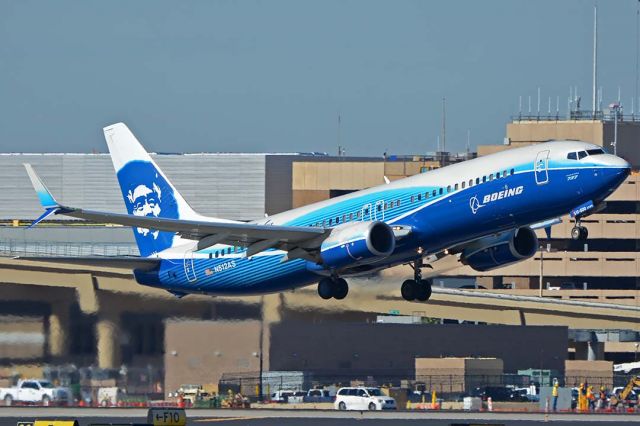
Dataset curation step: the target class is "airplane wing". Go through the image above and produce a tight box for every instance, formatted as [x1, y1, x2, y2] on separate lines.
[24, 164, 328, 260]
[15, 256, 161, 270]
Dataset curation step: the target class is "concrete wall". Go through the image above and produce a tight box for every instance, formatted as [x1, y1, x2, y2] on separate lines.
[269, 323, 568, 376]
[164, 320, 262, 396]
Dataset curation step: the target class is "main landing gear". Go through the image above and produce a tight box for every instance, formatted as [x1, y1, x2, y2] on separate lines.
[571, 219, 589, 241]
[401, 258, 432, 302]
[317, 276, 349, 300]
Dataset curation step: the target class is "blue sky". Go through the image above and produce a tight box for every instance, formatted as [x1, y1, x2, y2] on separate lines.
[0, 0, 637, 155]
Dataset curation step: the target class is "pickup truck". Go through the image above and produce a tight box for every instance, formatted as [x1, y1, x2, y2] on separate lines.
[0, 379, 70, 406]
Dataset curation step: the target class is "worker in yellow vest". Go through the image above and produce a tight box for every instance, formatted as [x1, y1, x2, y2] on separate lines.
[552, 383, 559, 411]
[586, 386, 595, 411]
[578, 383, 586, 411]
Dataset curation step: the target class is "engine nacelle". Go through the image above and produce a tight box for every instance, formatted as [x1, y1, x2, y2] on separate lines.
[319, 221, 395, 269]
[461, 227, 538, 272]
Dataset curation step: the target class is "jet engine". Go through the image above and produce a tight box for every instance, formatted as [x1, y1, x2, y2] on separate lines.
[319, 221, 395, 269]
[461, 227, 538, 272]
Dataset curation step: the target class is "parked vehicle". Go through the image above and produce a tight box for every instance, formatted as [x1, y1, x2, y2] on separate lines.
[305, 388, 333, 403]
[270, 390, 303, 403]
[334, 387, 396, 411]
[0, 379, 70, 406]
[471, 386, 512, 402]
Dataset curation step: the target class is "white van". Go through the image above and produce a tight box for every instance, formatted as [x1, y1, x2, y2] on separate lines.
[334, 387, 396, 410]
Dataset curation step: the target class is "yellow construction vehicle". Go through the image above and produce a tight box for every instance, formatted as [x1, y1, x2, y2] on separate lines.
[610, 376, 640, 407]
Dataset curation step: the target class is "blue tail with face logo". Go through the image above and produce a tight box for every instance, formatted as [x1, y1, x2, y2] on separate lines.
[103, 123, 201, 257]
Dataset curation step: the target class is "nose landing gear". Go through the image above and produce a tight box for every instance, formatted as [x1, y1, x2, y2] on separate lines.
[317, 276, 349, 300]
[571, 219, 589, 241]
[400, 258, 432, 302]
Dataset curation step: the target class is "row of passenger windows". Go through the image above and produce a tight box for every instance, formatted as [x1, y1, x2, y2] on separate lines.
[309, 168, 516, 227]
[567, 148, 605, 160]
[209, 246, 240, 258]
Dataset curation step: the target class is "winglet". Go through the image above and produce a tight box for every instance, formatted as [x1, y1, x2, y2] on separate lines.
[24, 163, 60, 209]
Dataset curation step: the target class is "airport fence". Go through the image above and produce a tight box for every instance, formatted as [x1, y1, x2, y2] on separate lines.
[0, 239, 139, 257]
[219, 371, 636, 400]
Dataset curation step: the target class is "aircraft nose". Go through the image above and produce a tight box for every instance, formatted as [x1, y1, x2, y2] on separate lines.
[607, 155, 631, 172]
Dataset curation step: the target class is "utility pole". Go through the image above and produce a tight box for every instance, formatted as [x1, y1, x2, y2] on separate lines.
[592, 4, 598, 117]
[441, 97, 446, 159]
[539, 245, 544, 298]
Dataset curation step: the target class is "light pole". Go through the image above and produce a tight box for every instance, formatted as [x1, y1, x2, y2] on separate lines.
[609, 102, 621, 155]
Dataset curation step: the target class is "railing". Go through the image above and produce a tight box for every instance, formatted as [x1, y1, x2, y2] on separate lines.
[0, 239, 139, 257]
[512, 111, 640, 123]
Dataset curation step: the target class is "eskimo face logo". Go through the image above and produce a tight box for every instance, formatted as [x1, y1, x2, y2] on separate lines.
[127, 181, 163, 239]
[469, 196, 484, 214]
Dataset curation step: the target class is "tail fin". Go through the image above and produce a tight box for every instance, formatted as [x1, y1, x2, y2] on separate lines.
[103, 122, 199, 257]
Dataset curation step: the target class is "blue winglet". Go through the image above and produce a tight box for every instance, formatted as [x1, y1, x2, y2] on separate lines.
[24, 163, 60, 209]
[28, 207, 60, 228]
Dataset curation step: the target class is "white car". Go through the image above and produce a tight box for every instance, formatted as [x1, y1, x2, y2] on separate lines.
[0, 379, 70, 406]
[334, 387, 396, 410]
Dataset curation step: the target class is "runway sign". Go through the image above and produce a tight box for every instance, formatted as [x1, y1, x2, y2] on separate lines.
[147, 408, 186, 426]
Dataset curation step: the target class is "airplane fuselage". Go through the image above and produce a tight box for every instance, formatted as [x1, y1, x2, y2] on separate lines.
[134, 141, 630, 296]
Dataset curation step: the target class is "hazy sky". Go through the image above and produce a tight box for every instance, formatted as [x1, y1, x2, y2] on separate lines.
[0, 0, 637, 155]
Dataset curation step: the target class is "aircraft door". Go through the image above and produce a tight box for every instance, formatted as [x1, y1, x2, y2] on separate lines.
[183, 250, 198, 283]
[534, 150, 550, 185]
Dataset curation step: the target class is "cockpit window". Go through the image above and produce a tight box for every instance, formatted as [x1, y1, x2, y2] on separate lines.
[567, 152, 577, 160]
[586, 148, 605, 155]
[578, 151, 588, 159]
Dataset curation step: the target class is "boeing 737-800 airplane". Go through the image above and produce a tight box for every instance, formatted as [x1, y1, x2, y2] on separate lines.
[24, 123, 630, 301]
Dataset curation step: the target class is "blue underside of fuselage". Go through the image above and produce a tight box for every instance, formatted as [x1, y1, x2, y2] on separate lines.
[137, 165, 629, 296]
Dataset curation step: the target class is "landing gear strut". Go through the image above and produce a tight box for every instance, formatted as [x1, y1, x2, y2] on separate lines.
[571, 219, 588, 241]
[401, 258, 432, 302]
[317, 277, 349, 300]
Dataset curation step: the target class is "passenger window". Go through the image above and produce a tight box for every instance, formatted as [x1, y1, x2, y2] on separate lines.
[503, 170, 508, 177]
[578, 151, 588, 159]
[425, 192, 430, 199]
[567, 152, 577, 160]
[358, 389, 367, 397]
[376, 204, 382, 212]
[349, 213, 353, 220]
[469, 179, 473, 187]
[342, 214, 346, 222]
[411, 196, 414, 203]
[417, 194, 422, 201]
[454, 183, 459, 190]
[396, 200, 401, 207]
[510, 168, 515, 175]
[447, 185, 451, 192]
[227, 247, 232, 254]
[482, 176, 487, 183]
[329, 218, 333, 225]
[461, 181, 466, 189]
[432, 190, 436, 197]
[439, 188, 443, 195]
[335, 216, 340, 224]
[356, 212, 361, 219]
[489, 174, 494, 181]
[496, 172, 500, 179]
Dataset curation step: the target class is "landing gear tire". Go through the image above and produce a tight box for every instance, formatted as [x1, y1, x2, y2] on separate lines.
[571, 225, 588, 241]
[333, 278, 349, 300]
[401, 279, 416, 301]
[318, 278, 334, 300]
[414, 279, 433, 302]
[317, 277, 349, 300]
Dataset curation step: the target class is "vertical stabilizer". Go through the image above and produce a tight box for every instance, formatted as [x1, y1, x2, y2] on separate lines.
[103, 122, 198, 257]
